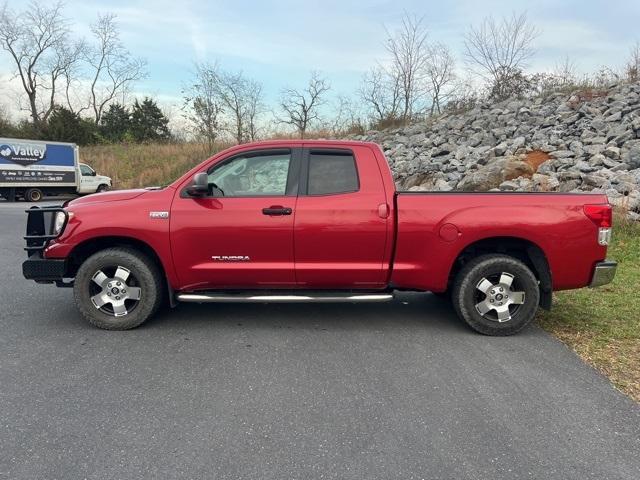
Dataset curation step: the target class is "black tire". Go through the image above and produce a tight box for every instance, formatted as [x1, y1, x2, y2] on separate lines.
[73, 247, 163, 330]
[25, 188, 43, 202]
[96, 184, 109, 193]
[452, 254, 540, 336]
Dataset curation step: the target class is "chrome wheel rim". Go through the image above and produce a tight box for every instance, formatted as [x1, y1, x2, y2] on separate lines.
[90, 266, 142, 317]
[474, 272, 526, 323]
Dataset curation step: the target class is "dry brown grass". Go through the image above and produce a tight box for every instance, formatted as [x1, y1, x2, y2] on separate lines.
[81, 142, 228, 189]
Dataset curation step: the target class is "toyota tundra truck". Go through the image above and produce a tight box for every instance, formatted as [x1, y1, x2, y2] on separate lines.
[21, 140, 617, 335]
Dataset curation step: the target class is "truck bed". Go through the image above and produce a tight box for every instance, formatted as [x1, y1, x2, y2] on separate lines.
[390, 191, 609, 292]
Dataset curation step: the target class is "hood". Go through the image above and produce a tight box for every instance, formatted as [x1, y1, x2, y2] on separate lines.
[68, 188, 147, 206]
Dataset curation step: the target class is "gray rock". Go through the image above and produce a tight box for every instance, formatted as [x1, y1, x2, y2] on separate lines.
[348, 81, 640, 218]
[625, 144, 640, 169]
[550, 150, 575, 159]
[512, 136, 526, 150]
[603, 146, 621, 159]
[605, 111, 622, 122]
[499, 180, 519, 191]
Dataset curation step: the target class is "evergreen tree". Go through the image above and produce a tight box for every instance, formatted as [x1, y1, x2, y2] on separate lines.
[100, 103, 131, 142]
[130, 97, 171, 142]
[46, 107, 96, 145]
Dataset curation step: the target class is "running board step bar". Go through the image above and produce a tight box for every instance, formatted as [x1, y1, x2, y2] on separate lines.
[176, 292, 394, 303]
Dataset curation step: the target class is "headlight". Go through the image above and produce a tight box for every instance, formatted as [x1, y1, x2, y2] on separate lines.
[52, 211, 67, 236]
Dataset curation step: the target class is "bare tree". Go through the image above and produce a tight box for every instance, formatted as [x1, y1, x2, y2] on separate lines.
[0, 1, 81, 128]
[183, 62, 224, 154]
[626, 41, 640, 82]
[244, 80, 264, 142]
[327, 95, 366, 136]
[464, 12, 539, 99]
[79, 13, 147, 124]
[554, 55, 578, 86]
[385, 13, 430, 122]
[216, 70, 264, 144]
[359, 65, 401, 124]
[277, 71, 330, 138]
[60, 39, 87, 112]
[425, 42, 456, 115]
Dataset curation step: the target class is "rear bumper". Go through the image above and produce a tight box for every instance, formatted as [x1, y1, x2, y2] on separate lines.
[22, 253, 67, 284]
[589, 260, 617, 288]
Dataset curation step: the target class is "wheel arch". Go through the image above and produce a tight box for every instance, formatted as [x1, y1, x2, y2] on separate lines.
[447, 236, 552, 310]
[66, 235, 163, 273]
[65, 235, 174, 305]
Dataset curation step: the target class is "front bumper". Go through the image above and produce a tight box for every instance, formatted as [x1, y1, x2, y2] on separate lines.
[22, 253, 67, 284]
[589, 260, 617, 288]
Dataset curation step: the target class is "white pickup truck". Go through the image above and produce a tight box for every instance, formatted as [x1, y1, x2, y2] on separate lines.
[0, 137, 112, 202]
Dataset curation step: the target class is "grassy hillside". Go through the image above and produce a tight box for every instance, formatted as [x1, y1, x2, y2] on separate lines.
[80, 142, 223, 189]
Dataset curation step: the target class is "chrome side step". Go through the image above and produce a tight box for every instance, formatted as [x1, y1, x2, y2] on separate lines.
[176, 292, 394, 303]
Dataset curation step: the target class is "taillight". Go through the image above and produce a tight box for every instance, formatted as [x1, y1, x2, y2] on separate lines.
[584, 204, 613, 245]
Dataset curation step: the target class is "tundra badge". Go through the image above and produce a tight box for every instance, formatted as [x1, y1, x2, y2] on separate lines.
[149, 211, 169, 219]
[212, 255, 251, 262]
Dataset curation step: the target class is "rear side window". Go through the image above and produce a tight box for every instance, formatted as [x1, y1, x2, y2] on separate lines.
[307, 151, 359, 195]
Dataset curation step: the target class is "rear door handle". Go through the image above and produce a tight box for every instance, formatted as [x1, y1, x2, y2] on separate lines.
[262, 206, 292, 216]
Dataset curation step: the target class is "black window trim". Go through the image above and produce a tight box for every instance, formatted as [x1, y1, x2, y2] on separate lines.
[181, 147, 302, 198]
[300, 147, 360, 197]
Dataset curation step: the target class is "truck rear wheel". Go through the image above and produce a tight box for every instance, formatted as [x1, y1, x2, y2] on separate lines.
[452, 254, 540, 336]
[25, 188, 43, 202]
[73, 247, 163, 330]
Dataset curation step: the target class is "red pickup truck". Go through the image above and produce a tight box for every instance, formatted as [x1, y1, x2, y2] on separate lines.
[22, 140, 617, 335]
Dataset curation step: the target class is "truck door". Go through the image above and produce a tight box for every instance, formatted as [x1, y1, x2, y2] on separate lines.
[293, 145, 390, 288]
[78, 164, 98, 193]
[170, 148, 301, 290]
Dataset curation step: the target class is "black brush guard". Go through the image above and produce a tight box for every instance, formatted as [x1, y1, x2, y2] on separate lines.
[22, 205, 69, 284]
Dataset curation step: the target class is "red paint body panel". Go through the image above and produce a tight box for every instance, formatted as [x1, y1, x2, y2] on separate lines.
[43, 139, 610, 295]
[170, 195, 297, 289]
[294, 144, 390, 287]
[391, 193, 607, 292]
[45, 188, 180, 288]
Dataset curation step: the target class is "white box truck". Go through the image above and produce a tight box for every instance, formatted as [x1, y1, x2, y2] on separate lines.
[0, 137, 111, 202]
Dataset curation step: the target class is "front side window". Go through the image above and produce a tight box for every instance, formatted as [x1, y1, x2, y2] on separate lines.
[307, 151, 359, 195]
[208, 151, 291, 196]
[80, 164, 94, 176]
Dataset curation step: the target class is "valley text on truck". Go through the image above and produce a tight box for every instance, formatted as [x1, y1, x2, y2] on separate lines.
[0, 137, 111, 202]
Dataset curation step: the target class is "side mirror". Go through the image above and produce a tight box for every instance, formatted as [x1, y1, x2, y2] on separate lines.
[186, 172, 208, 197]
[91, 170, 96, 176]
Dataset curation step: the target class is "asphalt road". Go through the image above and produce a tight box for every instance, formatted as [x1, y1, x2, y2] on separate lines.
[1, 201, 639, 480]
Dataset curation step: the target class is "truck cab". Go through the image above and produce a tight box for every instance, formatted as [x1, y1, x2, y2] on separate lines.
[78, 163, 112, 195]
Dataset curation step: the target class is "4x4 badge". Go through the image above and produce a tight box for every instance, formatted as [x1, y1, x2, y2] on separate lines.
[149, 211, 169, 219]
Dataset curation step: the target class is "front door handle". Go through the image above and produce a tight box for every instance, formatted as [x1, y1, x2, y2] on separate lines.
[262, 206, 292, 216]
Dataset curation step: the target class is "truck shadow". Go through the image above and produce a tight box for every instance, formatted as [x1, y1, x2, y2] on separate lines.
[145, 292, 471, 334]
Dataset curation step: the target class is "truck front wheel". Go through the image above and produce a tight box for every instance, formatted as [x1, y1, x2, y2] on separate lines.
[73, 247, 163, 330]
[452, 254, 540, 336]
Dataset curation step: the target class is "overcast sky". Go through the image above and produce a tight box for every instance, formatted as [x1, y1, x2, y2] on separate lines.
[1, 0, 639, 121]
